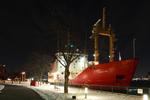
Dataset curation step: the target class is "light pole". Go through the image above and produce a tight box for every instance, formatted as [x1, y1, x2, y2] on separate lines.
[133, 38, 136, 58]
[21, 72, 26, 81]
[85, 87, 88, 99]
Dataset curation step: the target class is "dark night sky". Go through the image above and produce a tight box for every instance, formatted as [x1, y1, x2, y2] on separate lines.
[0, 0, 150, 76]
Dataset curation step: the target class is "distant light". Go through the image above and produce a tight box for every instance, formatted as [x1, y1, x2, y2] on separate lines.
[119, 52, 122, 61]
[7, 78, 11, 81]
[52, 72, 59, 80]
[143, 94, 149, 100]
[85, 87, 88, 94]
[70, 44, 74, 48]
[30, 77, 34, 80]
[137, 88, 143, 94]
[88, 61, 94, 66]
[76, 49, 79, 52]
[79, 57, 85, 67]
[94, 61, 99, 65]
[21, 72, 26, 75]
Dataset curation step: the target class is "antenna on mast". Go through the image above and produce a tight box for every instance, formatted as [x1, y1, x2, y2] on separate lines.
[102, 7, 106, 30]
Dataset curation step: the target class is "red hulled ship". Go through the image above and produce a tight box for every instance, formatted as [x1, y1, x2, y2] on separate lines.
[48, 8, 138, 87]
[69, 8, 138, 87]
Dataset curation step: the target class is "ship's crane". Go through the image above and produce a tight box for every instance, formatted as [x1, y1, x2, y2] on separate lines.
[92, 7, 116, 64]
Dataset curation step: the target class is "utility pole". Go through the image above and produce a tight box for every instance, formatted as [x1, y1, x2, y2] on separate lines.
[133, 38, 136, 58]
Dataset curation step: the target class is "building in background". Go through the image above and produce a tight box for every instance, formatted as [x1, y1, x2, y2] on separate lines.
[48, 53, 88, 83]
[0, 64, 6, 80]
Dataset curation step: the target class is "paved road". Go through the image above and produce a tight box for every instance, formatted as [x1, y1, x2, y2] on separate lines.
[0, 84, 44, 100]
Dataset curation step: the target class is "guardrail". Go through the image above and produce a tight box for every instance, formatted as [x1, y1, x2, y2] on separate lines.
[69, 84, 150, 96]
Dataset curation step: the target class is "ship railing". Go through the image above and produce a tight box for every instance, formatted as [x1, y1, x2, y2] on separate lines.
[70, 84, 150, 96]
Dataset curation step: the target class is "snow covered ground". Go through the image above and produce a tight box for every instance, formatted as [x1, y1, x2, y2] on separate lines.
[30, 84, 148, 100]
[3, 81, 150, 100]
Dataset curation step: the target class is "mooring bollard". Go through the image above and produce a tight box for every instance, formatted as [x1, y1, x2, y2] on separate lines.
[72, 95, 76, 99]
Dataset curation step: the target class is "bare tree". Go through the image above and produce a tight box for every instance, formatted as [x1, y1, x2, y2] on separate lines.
[48, 8, 82, 93]
[55, 41, 80, 93]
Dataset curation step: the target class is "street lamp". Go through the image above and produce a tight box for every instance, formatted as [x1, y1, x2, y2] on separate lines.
[21, 72, 26, 81]
[143, 94, 148, 100]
